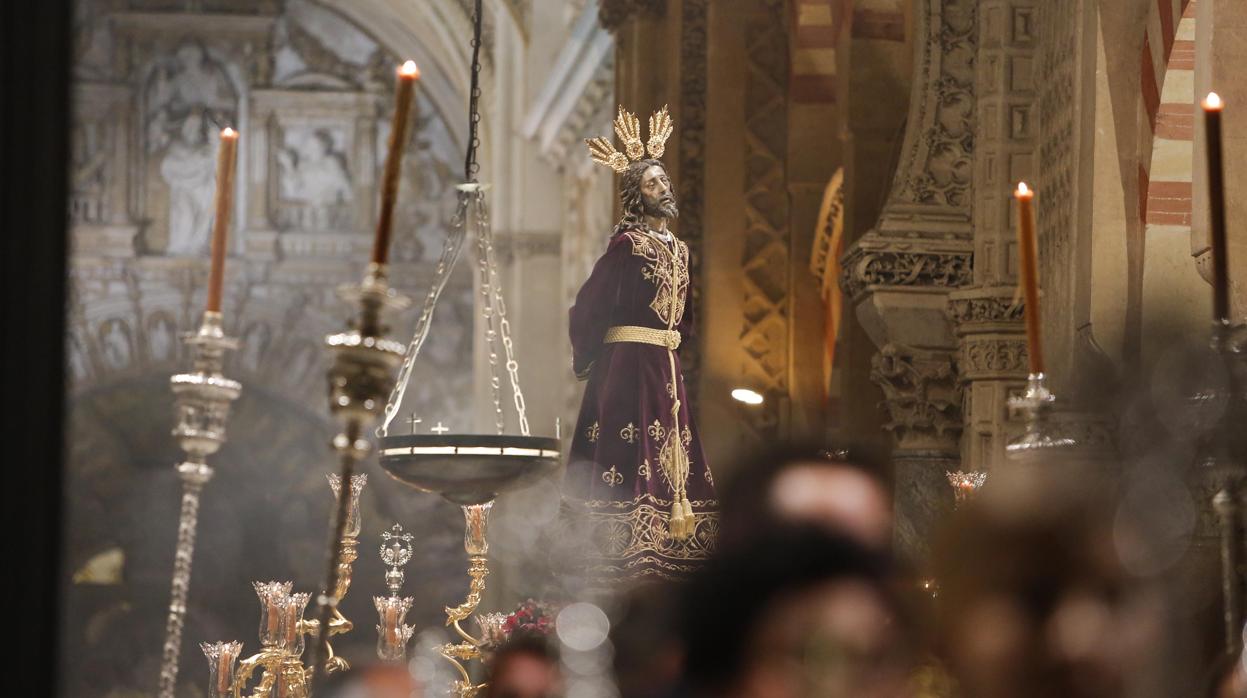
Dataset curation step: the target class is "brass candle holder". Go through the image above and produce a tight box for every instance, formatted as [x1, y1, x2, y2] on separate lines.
[158, 310, 242, 698]
[945, 470, 987, 508]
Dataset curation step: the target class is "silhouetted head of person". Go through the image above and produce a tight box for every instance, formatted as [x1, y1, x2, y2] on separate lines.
[680, 527, 912, 698]
[611, 581, 687, 698]
[934, 485, 1163, 698]
[483, 634, 562, 698]
[717, 442, 892, 552]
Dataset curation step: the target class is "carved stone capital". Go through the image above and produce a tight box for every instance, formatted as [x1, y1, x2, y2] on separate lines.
[870, 343, 962, 454]
[959, 336, 1027, 381]
[840, 233, 973, 302]
[948, 291, 1024, 327]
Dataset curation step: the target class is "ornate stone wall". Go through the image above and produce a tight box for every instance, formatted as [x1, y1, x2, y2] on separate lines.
[947, 0, 1038, 471]
[739, 0, 791, 438]
[63, 2, 480, 695]
[839, 0, 977, 560]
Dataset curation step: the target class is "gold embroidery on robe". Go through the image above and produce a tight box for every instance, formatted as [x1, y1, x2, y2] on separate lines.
[623, 230, 689, 327]
[619, 422, 640, 444]
[602, 465, 623, 487]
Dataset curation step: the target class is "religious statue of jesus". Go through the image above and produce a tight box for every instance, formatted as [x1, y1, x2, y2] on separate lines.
[562, 106, 717, 586]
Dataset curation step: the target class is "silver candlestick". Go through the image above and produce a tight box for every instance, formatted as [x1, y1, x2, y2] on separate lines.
[375, 523, 416, 662]
[1006, 372, 1076, 458]
[158, 310, 242, 698]
[1205, 320, 1247, 658]
[309, 263, 408, 691]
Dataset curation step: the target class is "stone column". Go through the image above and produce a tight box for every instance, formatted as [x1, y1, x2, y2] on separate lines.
[948, 0, 1037, 471]
[840, 0, 977, 561]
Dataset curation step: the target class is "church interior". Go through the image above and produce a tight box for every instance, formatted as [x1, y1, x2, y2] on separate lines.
[7, 0, 1247, 696]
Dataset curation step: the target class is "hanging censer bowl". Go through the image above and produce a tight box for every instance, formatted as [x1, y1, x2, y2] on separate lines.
[378, 433, 560, 505]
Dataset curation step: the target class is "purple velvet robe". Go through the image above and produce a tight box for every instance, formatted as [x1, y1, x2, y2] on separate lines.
[563, 226, 718, 585]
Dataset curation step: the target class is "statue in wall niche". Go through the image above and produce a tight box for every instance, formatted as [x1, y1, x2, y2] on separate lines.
[562, 107, 718, 588]
[144, 42, 237, 255]
[99, 318, 132, 370]
[277, 126, 353, 230]
[146, 313, 177, 363]
[159, 110, 222, 255]
[70, 117, 111, 224]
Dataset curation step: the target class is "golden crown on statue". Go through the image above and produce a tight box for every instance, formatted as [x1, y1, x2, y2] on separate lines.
[586, 105, 674, 173]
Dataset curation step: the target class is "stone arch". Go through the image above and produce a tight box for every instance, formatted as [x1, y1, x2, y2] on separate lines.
[1139, 2, 1206, 361]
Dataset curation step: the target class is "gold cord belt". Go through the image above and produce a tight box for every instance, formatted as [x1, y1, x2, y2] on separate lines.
[603, 325, 681, 350]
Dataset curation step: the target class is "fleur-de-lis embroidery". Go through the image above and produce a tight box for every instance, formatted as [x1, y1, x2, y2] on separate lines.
[638, 459, 652, 481]
[648, 420, 666, 442]
[704, 468, 715, 487]
[585, 421, 600, 443]
[619, 422, 640, 444]
[682, 425, 692, 446]
[602, 465, 624, 487]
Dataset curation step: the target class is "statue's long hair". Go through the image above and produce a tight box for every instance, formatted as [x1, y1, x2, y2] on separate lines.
[614, 158, 676, 235]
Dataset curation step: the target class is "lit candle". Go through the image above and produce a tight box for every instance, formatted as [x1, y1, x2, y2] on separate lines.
[372, 61, 420, 267]
[266, 601, 280, 644]
[206, 128, 238, 314]
[1014, 182, 1044, 375]
[385, 603, 398, 645]
[1203, 92, 1230, 322]
[216, 651, 231, 694]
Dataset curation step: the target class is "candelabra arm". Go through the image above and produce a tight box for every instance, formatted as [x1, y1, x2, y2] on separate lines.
[229, 648, 284, 698]
[159, 310, 241, 698]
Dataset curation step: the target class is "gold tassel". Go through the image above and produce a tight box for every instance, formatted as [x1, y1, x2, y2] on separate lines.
[681, 498, 694, 529]
[669, 500, 687, 540]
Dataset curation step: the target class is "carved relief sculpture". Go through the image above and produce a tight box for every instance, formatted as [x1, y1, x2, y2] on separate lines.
[143, 42, 239, 256]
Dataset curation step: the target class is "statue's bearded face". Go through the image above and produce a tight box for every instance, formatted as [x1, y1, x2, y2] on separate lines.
[639, 164, 678, 220]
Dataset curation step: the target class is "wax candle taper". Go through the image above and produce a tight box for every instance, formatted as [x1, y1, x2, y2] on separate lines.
[1014, 182, 1044, 375]
[1203, 92, 1230, 322]
[372, 60, 420, 267]
[206, 127, 238, 314]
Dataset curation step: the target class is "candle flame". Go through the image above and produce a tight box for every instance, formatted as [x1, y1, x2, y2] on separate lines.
[1203, 92, 1223, 111]
[398, 60, 420, 78]
[1016, 181, 1031, 196]
[221, 127, 238, 139]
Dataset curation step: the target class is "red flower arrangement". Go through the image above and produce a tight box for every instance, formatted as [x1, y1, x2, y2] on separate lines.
[501, 598, 558, 638]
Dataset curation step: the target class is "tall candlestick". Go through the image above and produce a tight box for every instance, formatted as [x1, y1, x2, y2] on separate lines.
[1203, 92, 1230, 322]
[1014, 182, 1044, 375]
[372, 61, 420, 267]
[206, 127, 238, 314]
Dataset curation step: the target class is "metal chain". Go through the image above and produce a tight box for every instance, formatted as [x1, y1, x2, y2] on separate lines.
[379, 0, 532, 438]
[464, 0, 483, 182]
[473, 191, 507, 434]
[474, 191, 531, 436]
[379, 192, 471, 436]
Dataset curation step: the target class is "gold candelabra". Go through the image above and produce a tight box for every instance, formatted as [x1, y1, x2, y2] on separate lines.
[198, 475, 366, 698]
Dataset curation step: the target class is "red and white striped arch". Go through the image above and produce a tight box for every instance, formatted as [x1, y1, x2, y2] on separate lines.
[1140, 0, 1196, 231]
